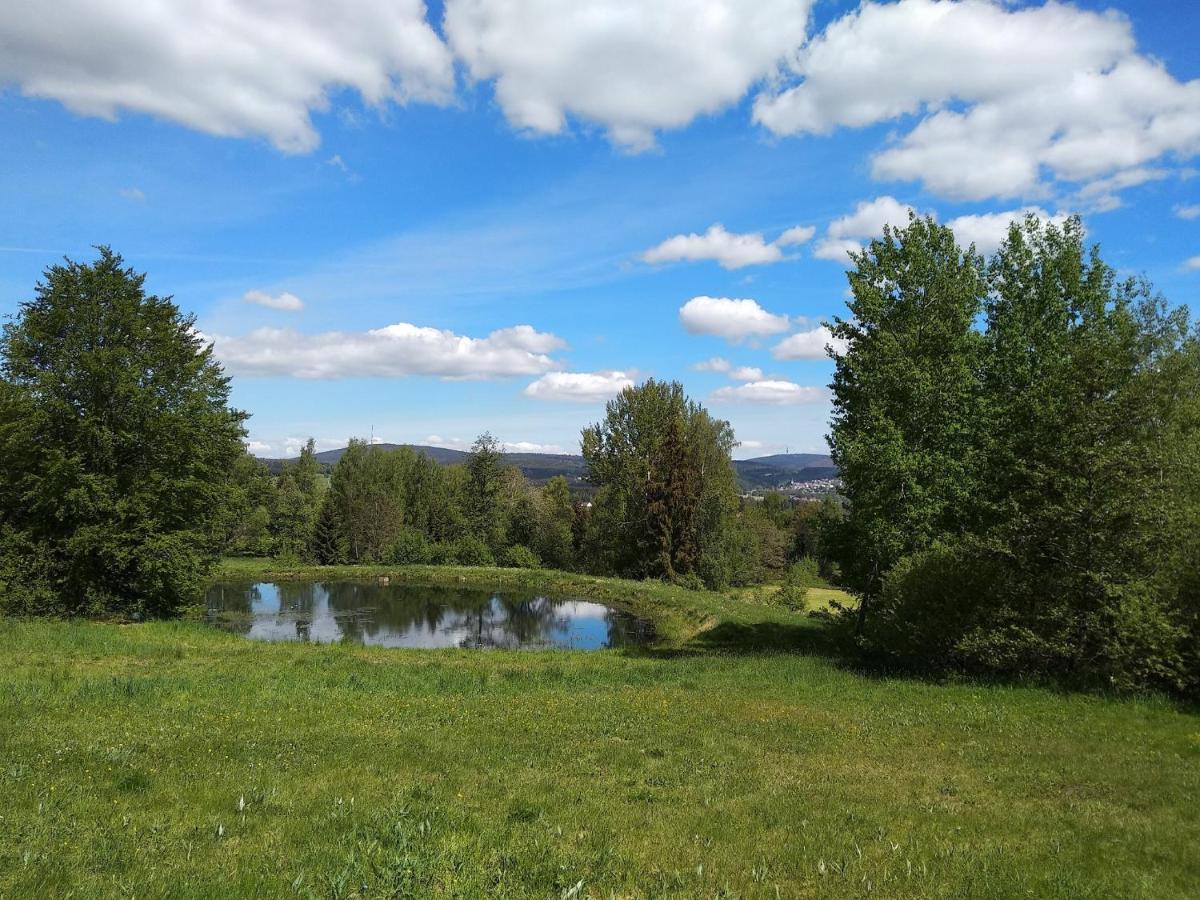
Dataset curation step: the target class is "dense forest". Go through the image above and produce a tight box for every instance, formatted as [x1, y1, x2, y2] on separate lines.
[2, 219, 1198, 695]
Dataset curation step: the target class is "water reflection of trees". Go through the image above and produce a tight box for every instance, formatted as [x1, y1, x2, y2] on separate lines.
[604, 607, 655, 648]
[205, 580, 652, 649]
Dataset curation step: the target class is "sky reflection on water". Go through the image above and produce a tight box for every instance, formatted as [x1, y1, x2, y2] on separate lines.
[205, 581, 652, 650]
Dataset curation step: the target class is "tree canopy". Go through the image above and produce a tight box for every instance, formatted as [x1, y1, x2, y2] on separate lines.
[0, 248, 247, 616]
[828, 215, 1200, 693]
[581, 379, 738, 587]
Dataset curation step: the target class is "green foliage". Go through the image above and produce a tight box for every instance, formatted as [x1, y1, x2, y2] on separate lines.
[498, 544, 541, 569]
[0, 248, 246, 617]
[272, 439, 323, 558]
[827, 214, 986, 603]
[465, 432, 505, 549]
[222, 454, 276, 557]
[582, 379, 738, 587]
[323, 440, 411, 562]
[447, 534, 496, 567]
[834, 215, 1200, 693]
[0, 524, 57, 615]
[535, 476, 575, 569]
[385, 526, 432, 565]
[776, 557, 825, 610]
[310, 492, 347, 565]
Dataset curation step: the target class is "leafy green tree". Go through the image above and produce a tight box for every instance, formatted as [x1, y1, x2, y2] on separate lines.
[844, 215, 1200, 693]
[582, 379, 737, 586]
[310, 491, 347, 564]
[224, 453, 276, 556]
[270, 438, 322, 558]
[0, 248, 246, 616]
[465, 432, 506, 549]
[537, 475, 576, 569]
[826, 215, 986, 628]
[965, 217, 1198, 686]
[323, 440, 408, 562]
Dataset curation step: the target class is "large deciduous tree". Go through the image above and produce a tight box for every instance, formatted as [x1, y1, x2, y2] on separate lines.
[826, 215, 986, 623]
[0, 248, 247, 617]
[832, 215, 1200, 693]
[581, 379, 737, 586]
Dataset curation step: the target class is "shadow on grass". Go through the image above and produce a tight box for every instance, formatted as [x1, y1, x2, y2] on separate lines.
[659, 616, 1200, 711]
[688, 618, 842, 656]
[617, 615, 850, 663]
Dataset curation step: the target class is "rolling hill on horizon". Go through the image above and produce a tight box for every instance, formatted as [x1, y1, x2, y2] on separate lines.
[256, 444, 836, 491]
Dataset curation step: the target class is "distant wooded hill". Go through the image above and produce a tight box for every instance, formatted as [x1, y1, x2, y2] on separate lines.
[256, 444, 836, 491]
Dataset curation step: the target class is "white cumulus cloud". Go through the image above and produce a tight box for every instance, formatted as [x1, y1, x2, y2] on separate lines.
[754, 0, 1200, 202]
[728, 366, 763, 382]
[642, 224, 783, 269]
[1184, 256, 1200, 272]
[501, 440, 567, 454]
[0, 0, 454, 153]
[772, 326, 846, 360]
[444, 0, 813, 151]
[775, 225, 816, 247]
[693, 357, 763, 381]
[679, 296, 790, 341]
[814, 196, 915, 260]
[710, 380, 827, 405]
[642, 222, 816, 269]
[1175, 203, 1200, 221]
[523, 370, 634, 402]
[944, 207, 1069, 256]
[815, 197, 1066, 261]
[244, 290, 305, 312]
[203, 322, 565, 379]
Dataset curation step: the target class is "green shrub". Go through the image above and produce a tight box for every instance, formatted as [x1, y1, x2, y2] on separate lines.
[449, 535, 496, 567]
[673, 571, 707, 592]
[0, 525, 57, 616]
[498, 545, 541, 569]
[775, 557, 825, 610]
[863, 540, 1195, 693]
[387, 527, 432, 565]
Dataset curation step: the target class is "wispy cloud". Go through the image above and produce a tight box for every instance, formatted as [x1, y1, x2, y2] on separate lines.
[244, 289, 304, 312]
[710, 380, 827, 405]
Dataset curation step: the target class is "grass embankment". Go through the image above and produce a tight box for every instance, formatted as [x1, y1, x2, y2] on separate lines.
[1, 568, 1197, 898]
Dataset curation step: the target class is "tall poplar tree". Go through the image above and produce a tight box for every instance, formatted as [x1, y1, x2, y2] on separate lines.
[826, 215, 986, 624]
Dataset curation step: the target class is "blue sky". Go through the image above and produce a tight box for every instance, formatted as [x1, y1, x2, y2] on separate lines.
[1, 0, 1197, 458]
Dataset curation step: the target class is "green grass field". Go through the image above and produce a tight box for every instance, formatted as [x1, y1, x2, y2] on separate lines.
[1, 564, 1197, 897]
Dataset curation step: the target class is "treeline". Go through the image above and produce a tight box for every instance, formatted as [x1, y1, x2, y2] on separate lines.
[228, 382, 838, 588]
[828, 215, 1200, 694]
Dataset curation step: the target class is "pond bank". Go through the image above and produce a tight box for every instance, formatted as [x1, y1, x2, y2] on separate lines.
[214, 557, 827, 649]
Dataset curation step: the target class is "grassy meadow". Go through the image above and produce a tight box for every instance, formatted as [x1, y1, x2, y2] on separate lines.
[1, 564, 1197, 898]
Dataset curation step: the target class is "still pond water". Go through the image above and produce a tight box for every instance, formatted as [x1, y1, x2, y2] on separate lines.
[205, 581, 653, 650]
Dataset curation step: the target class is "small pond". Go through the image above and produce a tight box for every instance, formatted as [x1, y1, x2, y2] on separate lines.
[205, 580, 654, 650]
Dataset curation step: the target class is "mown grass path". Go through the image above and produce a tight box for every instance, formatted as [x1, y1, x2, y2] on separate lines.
[1, 566, 1197, 897]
